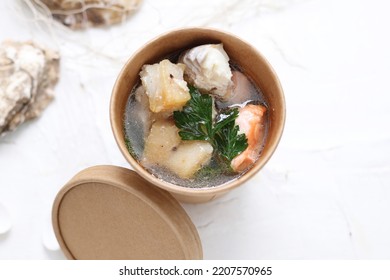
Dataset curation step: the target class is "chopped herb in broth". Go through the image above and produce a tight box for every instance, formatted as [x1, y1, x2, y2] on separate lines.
[123, 43, 269, 188]
[173, 85, 248, 165]
[124, 134, 137, 160]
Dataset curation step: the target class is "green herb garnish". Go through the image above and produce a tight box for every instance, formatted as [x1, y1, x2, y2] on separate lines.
[173, 85, 213, 141]
[194, 160, 230, 178]
[124, 135, 137, 160]
[173, 86, 248, 165]
[214, 116, 248, 162]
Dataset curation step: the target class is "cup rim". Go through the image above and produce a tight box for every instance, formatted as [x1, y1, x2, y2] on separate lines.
[110, 27, 286, 197]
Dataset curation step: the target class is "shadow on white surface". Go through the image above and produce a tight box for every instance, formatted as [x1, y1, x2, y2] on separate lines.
[0, 203, 12, 236]
[43, 248, 66, 260]
[0, 232, 10, 243]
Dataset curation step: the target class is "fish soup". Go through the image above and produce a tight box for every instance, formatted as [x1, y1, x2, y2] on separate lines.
[124, 44, 269, 188]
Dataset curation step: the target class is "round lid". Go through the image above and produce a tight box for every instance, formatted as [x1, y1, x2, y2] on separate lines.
[52, 165, 202, 260]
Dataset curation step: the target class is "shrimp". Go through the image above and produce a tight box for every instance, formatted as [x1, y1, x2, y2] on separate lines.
[231, 104, 267, 172]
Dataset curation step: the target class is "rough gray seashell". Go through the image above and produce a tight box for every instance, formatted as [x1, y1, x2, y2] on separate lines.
[36, 0, 143, 29]
[0, 41, 60, 136]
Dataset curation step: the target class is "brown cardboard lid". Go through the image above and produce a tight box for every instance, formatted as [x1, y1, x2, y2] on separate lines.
[52, 165, 202, 260]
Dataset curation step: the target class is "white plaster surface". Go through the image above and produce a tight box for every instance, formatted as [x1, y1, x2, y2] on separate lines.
[0, 0, 389, 259]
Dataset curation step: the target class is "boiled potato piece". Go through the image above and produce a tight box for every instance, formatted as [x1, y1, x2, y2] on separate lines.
[134, 86, 174, 138]
[140, 59, 191, 113]
[142, 119, 213, 179]
[143, 120, 181, 165]
[166, 141, 213, 179]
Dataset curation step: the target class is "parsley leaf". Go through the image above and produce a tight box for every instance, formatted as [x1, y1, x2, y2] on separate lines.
[214, 108, 239, 134]
[173, 86, 213, 141]
[173, 85, 248, 165]
[214, 113, 248, 162]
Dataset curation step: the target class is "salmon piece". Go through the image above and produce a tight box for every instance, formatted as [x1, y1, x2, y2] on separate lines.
[231, 104, 267, 172]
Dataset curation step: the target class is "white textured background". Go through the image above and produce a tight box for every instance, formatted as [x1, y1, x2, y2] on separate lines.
[0, 0, 389, 259]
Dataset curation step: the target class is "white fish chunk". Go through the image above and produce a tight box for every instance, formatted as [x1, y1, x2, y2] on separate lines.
[230, 70, 253, 105]
[180, 44, 233, 100]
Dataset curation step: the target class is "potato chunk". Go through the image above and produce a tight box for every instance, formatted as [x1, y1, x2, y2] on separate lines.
[143, 120, 181, 165]
[140, 59, 191, 113]
[166, 141, 213, 179]
[143, 120, 213, 179]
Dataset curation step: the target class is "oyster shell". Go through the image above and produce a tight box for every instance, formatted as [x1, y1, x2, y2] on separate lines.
[179, 44, 233, 100]
[0, 41, 60, 136]
[36, 0, 143, 29]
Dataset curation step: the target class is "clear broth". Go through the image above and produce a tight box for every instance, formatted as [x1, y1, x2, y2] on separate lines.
[124, 60, 269, 188]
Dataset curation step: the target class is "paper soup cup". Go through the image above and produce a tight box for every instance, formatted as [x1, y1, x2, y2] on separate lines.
[110, 28, 285, 203]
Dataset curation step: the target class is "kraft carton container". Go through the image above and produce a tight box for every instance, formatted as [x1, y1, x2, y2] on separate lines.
[110, 28, 286, 203]
[53, 28, 285, 260]
[53, 165, 202, 260]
